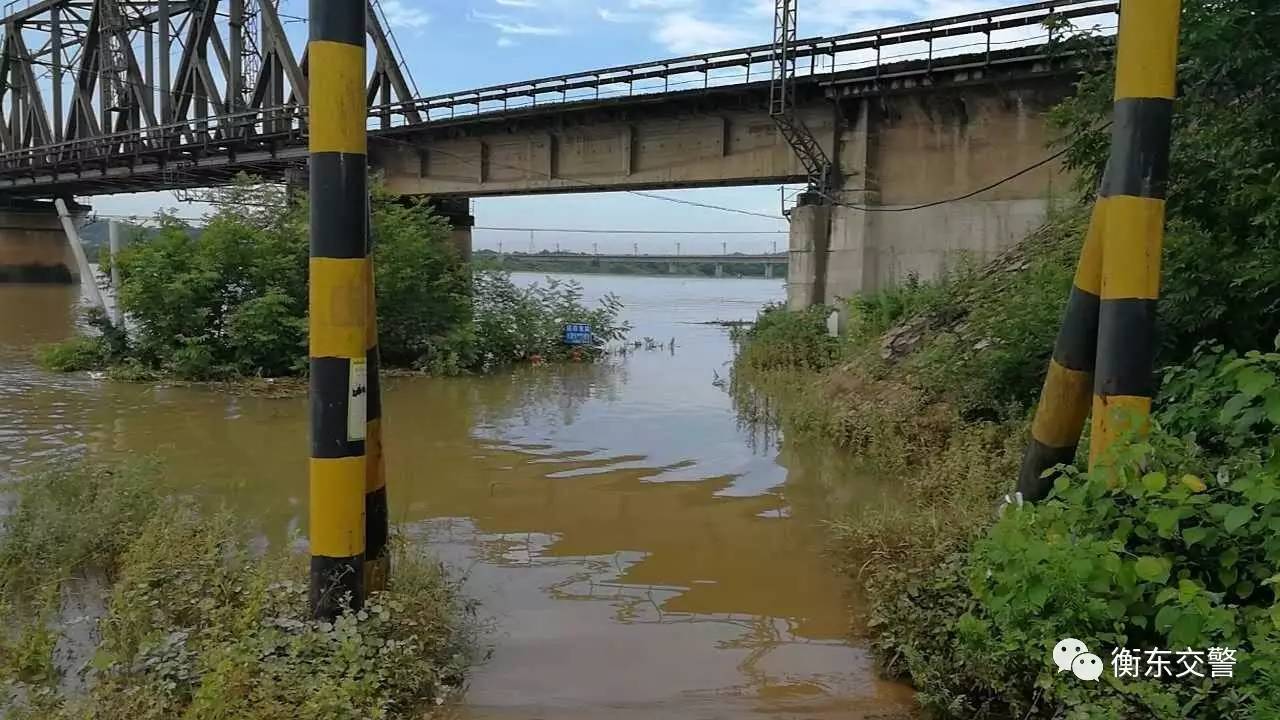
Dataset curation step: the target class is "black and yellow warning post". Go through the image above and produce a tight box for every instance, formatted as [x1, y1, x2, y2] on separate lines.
[364, 225, 390, 594]
[1019, 1, 1180, 500]
[308, 0, 373, 619]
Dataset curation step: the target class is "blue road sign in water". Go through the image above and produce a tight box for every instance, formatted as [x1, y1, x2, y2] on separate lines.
[563, 323, 593, 346]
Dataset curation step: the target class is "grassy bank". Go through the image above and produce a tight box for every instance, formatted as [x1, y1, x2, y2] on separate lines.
[732, 6, 1280, 715]
[1, 461, 478, 719]
[731, 200, 1280, 717]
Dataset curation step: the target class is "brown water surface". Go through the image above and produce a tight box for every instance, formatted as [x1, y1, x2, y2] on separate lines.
[0, 273, 915, 719]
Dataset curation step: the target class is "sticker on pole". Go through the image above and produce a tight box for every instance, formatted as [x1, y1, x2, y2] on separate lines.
[348, 358, 368, 442]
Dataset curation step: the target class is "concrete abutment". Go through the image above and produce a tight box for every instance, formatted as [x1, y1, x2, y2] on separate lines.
[0, 202, 85, 284]
[787, 81, 1069, 311]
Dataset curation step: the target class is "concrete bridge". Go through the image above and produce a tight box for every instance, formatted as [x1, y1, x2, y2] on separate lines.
[0, 0, 1116, 308]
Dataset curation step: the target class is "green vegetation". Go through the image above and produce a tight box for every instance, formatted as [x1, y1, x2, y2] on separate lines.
[731, 4, 1280, 717]
[0, 461, 477, 719]
[38, 179, 627, 380]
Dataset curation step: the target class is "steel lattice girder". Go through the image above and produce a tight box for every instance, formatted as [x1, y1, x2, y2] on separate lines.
[0, 0, 419, 192]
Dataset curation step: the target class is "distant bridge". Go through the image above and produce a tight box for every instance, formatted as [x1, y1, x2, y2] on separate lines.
[493, 252, 789, 278]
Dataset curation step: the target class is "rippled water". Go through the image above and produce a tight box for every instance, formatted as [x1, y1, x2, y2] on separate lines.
[0, 273, 915, 719]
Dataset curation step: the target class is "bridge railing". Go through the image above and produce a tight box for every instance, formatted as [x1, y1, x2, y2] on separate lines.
[0, 105, 307, 178]
[367, 0, 1117, 129]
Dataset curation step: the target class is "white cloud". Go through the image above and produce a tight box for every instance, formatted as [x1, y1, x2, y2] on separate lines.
[496, 0, 540, 6]
[497, 36, 518, 47]
[492, 21, 568, 35]
[472, 10, 568, 37]
[653, 12, 758, 54]
[628, 0, 696, 8]
[598, 7, 643, 23]
[379, 0, 431, 29]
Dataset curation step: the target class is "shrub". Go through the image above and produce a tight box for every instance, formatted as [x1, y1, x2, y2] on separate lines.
[734, 303, 838, 371]
[35, 336, 105, 372]
[856, 343, 1280, 719]
[0, 462, 477, 719]
[370, 192, 472, 369]
[471, 271, 628, 368]
[44, 178, 625, 379]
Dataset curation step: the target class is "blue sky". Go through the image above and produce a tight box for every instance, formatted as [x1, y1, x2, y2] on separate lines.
[93, 0, 1063, 253]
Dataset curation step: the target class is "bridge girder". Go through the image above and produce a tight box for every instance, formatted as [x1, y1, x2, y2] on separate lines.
[0, 0, 418, 195]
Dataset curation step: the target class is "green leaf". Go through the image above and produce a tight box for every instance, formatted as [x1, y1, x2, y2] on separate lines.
[1271, 604, 1280, 631]
[1183, 526, 1210, 546]
[1135, 556, 1171, 584]
[1219, 393, 1253, 424]
[1265, 389, 1280, 425]
[1221, 547, 1240, 567]
[1225, 505, 1254, 533]
[1170, 613, 1204, 647]
[1142, 472, 1168, 493]
[1155, 604, 1181, 631]
[1236, 366, 1276, 398]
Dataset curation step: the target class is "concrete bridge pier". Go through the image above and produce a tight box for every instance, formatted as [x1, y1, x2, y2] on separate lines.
[764, 264, 774, 280]
[786, 192, 832, 310]
[714, 263, 724, 278]
[427, 197, 475, 263]
[0, 201, 85, 283]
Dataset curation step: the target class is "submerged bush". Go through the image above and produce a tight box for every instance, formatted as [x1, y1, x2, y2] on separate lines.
[39, 178, 627, 380]
[0, 462, 477, 719]
[471, 271, 628, 369]
[35, 336, 105, 373]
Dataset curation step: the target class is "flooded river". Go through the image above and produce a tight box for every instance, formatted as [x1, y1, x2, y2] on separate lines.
[0, 273, 915, 719]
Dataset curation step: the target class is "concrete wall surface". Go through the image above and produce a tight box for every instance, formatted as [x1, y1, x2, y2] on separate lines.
[0, 208, 77, 283]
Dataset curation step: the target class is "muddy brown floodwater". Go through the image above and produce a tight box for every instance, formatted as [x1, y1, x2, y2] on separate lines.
[0, 272, 916, 719]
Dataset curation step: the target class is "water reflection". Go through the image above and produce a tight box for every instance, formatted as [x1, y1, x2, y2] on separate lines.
[0, 275, 915, 719]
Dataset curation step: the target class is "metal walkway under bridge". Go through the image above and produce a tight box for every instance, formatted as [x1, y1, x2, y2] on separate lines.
[0, 0, 1116, 199]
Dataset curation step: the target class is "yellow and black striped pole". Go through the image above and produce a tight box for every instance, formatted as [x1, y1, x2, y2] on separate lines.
[1020, 1, 1180, 495]
[364, 232, 390, 594]
[308, 0, 370, 619]
[1090, 0, 1180, 467]
[1017, 203, 1103, 500]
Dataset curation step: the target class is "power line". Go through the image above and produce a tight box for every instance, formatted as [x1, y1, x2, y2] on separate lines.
[821, 121, 1112, 213]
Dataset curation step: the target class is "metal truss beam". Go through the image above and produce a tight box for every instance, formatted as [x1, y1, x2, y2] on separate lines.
[0, 0, 420, 189]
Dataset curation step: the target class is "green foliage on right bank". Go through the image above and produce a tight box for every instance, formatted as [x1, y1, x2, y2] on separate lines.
[37, 179, 627, 381]
[732, 3, 1280, 718]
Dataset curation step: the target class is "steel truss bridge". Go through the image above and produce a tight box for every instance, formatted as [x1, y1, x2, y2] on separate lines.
[0, 0, 1117, 199]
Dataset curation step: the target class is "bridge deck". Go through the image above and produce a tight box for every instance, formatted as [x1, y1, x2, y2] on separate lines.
[0, 0, 1116, 199]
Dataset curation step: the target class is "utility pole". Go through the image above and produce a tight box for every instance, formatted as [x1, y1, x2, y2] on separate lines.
[108, 220, 123, 325]
[308, 0, 378, 619]
[722, 241, 727, 256]
[592, 242, 598, 255]
[676, 242, 681, 256]
[633, 242, 639, 256]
